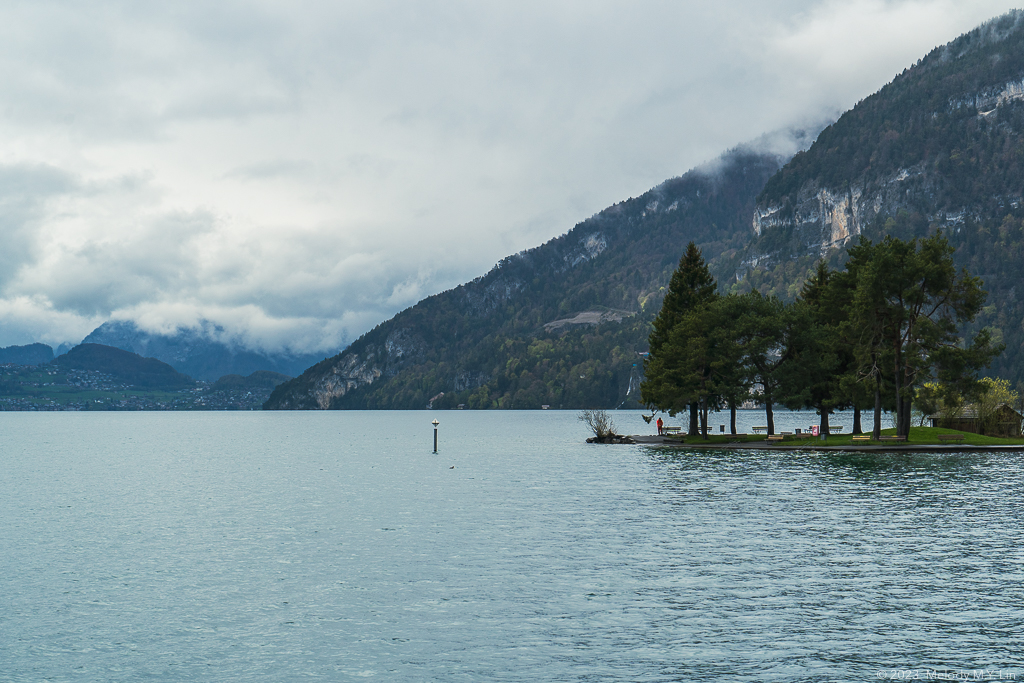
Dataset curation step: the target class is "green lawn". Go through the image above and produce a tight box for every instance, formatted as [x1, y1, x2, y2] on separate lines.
[667, 426, 1024, 446]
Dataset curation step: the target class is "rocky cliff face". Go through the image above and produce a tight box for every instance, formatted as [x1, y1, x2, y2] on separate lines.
[307, 352, 383, 410]
[747, 165, 944, 266]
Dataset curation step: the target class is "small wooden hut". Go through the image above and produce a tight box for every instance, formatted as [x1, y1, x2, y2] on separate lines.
[929, 403, 1023, 437]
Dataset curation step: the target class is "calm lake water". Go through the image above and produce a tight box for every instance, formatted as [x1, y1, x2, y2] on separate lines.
[1, 410, 1021, 682]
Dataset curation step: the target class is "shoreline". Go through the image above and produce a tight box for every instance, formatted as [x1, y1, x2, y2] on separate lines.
[627, 434, 1024, 452]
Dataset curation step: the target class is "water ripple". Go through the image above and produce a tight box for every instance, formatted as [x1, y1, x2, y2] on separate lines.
[1, 411, 1021, 681]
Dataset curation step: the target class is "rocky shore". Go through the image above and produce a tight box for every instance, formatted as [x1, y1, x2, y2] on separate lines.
[586, 434, 635, 444]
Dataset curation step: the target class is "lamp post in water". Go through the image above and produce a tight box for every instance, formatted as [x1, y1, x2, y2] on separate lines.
[432, 419, 439, 453]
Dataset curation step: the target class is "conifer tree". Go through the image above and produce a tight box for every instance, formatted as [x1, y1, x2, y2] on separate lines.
[648, 242, 718, 356]
[845, 234, 999, 437]
[642, 242, 717, 433]
[732, 291, 788, 436]
[779, 261, 848, 435]
[646, 295, 747, 438]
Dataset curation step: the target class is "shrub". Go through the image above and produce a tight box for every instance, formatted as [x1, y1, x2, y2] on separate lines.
[578, 409, 616, 438]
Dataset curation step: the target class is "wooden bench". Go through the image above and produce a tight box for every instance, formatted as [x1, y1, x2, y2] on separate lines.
[766, 435, 784, 442]
[938, 434, 966, 442]
[751, 426, 767, 434]
[662, 426, 682, 435]
[852, 435, 871, 442]
[878, 435, 907, 442]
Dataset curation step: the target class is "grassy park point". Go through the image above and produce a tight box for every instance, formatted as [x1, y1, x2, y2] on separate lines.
[651, 426, 1024, 448]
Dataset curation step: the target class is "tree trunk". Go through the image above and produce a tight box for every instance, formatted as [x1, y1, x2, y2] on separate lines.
[896, 396, 904, 437]
[872, 380, 882, 440]
[897, 396, 906, 437]
[853, 406, 862, 435]
[893, 370, 903, 438]
[689, 402, 698, 436]
[819, 407, 830, 437]
[766, 400, 775, 436]
[899, 392, 912, 438]
[730, 400, 737, 435]
[894, 372, 912, 438]
[700, 397, 708, 439]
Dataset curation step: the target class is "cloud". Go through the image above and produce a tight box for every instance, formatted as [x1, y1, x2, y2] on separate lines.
[0, 0, 1014, 351]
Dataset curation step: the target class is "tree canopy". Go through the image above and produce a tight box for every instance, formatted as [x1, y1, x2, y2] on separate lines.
[642, 233, 1001, 438]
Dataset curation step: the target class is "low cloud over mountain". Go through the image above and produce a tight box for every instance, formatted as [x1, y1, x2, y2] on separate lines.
[0, 1, 1011, 355]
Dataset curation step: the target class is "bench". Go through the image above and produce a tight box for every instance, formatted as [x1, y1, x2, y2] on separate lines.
[752, 426, 767, 434]
[852, 435, 871, 442]
[878, 435, 907, 442]
[938, 434, 966, 442]
[662, 426, 682, 434]
[766, 435, 784, 442]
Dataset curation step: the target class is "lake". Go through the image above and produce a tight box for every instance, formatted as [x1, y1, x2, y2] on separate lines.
[1, 410, 1021, 681]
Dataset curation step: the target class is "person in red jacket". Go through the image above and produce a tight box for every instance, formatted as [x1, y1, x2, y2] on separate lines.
[656, 417, 663, 435]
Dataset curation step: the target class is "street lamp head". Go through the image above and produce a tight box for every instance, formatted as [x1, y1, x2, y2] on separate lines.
[432, 419, 439, 426]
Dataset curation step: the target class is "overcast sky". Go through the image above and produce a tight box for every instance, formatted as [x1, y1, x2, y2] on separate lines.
[0, 0, 1014, 353]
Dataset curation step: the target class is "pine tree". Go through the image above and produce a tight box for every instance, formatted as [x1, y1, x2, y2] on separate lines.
[732, 291, 788, 436]
[648, 243, 717, 356]
[779, 261, 847, 435]
[845, 234, 999, 437]
[642, 242, 717, 433]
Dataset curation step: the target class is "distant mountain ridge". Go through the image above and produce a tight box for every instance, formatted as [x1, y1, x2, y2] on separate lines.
[82, 320, 327, 381]
[211, 371, 291, 392]
[0, 343, 53, 366]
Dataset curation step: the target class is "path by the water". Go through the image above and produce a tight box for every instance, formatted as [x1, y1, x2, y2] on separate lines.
[629, 434, 1024, 452]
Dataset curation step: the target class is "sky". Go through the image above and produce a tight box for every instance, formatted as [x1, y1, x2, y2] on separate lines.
[0, 0, 1016, 354]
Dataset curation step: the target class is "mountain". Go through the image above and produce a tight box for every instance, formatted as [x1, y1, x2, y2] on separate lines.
[734, 10, 1024, 386]
[270, 12, 1024, 410]
[0, 343, 53, 366]
[82, 320, 328, 382]
[55, 343, 195, 389]
[265, 137, 817, 410]
[211, 370, 292, 392]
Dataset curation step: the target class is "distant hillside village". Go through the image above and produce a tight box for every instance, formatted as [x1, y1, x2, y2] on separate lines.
[0, 342, 291, 411]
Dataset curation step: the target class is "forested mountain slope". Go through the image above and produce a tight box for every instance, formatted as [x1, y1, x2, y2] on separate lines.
[55, 343, 194, 389]
[265, 143, 803, 409]
[736, 10, 1024, 385]
[0, 343, 53, 366]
